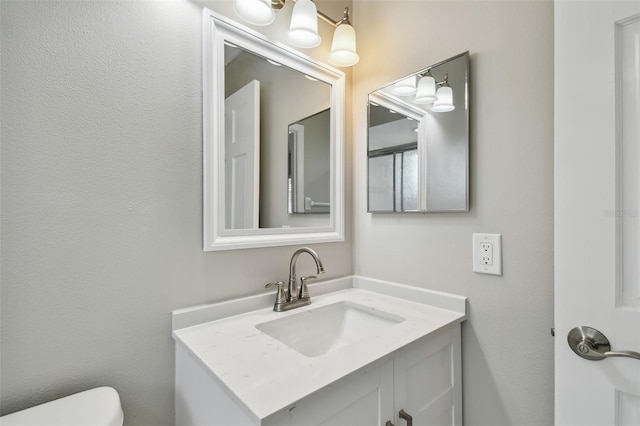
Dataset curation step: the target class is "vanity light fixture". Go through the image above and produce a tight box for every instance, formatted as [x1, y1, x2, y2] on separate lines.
[328, 8, 359, 67]
[431, 74, 455, 112]
[232, 0, 280, 26]
[414, 70, 437, 104]
[287, 0, 321, 48]
[392, 76, 418, 96]
[412, 71, 455, 112]
[232, 0, 359, 67]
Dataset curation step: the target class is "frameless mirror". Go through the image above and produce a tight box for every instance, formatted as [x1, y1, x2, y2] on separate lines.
[367, 52, 469, 213]
[203, 10, 345, 251]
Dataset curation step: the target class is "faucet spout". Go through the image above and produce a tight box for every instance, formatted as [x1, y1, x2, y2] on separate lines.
[288, 247, 325, 302]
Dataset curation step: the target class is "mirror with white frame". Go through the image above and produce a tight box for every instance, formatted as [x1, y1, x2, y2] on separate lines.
[203, 10, 345, 251]
[367, 52, 469, 213]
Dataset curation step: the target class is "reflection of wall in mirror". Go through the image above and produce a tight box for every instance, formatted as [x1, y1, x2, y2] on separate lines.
[225, 48, 331, 229]
[424, 56, 467, 211]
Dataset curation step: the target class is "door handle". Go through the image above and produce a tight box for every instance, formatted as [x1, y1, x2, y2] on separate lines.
[568, 326, 640, 361]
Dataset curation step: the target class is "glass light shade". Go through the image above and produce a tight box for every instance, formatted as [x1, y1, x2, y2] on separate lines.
[431, 86, 455, 112]
[414, 75, 437, 104]
[329, 23, 359, 67]
[392, 76, 417, 96]
[287, 0, 321, 48]
[232, 0, 275, 26]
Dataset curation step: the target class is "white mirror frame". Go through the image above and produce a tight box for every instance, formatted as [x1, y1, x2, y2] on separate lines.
[203, 9, 345, 251]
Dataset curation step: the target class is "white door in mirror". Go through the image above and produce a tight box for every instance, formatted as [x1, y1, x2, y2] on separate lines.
[224, 80, 260, 229]
[472, 233, 502, 275]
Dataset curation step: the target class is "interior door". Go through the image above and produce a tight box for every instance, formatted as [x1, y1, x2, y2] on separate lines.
[225, 80, 260, 229]
[555, 2, 640, 425]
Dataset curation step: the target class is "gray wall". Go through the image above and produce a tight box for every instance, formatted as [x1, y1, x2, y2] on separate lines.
[352, 1, 554, 425]
[0, 1, 352, 425]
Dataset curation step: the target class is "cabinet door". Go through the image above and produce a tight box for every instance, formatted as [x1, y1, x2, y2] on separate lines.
[393, 327, 462, 426]
[280, 359, 394, 426]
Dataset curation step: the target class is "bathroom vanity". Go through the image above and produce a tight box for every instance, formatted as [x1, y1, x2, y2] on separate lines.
[172, 276, 467, 426]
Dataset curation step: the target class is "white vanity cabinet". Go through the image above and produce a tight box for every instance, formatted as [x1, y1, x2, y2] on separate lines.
[269, 326, 462, 426]
[392, 326, 462, 426]
[176, 325, 462, 426]
[172, 276, 467, 426]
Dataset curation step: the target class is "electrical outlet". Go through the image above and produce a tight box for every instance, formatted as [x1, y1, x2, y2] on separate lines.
[480, 242, 493, 265]
[473, 233, 502, 275]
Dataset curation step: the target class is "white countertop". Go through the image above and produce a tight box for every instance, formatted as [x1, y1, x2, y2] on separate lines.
[172, 276, 467, 422]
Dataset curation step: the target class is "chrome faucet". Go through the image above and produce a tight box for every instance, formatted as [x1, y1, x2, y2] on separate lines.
[265, 247, 325, 312]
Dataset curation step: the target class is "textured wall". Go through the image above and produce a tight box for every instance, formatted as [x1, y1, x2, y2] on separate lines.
[0, 1, 352, 424]
[352, 1, 554, 425]
[2, 0, 552, 425]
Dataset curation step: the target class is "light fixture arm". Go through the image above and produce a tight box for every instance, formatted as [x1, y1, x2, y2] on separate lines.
[437, 74, 450, 87]
[419, 70, 450, 87]
[321, 7, 352, 27]
[287, 1, 351, 28]
[271, 0, 286, 11]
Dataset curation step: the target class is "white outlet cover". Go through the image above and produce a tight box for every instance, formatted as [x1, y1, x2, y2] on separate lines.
[473, 233, 502, 275]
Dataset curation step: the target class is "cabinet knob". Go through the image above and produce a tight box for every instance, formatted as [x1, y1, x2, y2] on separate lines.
[385, 422, 395, 426]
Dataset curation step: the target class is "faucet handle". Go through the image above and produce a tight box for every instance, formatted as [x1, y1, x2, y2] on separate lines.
[298, 275, 316, 300]
[265, 281, 287, 304]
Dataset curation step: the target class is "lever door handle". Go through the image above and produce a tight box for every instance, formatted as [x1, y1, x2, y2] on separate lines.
[568, 326, 640, 361]
[604, 350, 640, 360]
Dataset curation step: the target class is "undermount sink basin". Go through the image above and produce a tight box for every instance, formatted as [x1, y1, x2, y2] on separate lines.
[255, 301, 405, 357]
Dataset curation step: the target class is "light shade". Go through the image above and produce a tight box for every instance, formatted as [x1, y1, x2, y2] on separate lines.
[233, 0, 275, 26]
[414, 75, 437, 104]
[392, 76, 417, 96]
[329, 23, 359, 67]
[287, 0, 321, 49]
[431, 86, 455, 112]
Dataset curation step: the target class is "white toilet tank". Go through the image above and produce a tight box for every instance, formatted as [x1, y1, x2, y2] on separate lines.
[0, 387, 123, 426]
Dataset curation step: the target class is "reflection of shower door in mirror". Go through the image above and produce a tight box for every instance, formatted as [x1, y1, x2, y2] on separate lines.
[224, 80, 260, 229]
[368, 146, 419, 212]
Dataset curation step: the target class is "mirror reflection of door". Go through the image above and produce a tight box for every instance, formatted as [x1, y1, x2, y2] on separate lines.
[288, 123, 305, 214]
[288, 109, 331, 215]
[225, 80, 260, 229]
